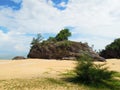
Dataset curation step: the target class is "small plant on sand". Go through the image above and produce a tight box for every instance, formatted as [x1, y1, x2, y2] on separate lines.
[75, 54, 115, 84]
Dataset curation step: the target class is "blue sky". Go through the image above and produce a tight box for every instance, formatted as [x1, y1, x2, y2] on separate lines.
[50, 0, 69, 10]
[0, 0, 120, 59]
[0, 0, 22, 10]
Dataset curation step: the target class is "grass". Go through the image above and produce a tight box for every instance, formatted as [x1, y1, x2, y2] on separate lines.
[0, 74, 119, 90]
[61, 71, 120, 90]
[0, 72, 120, 90]
[114, 72, 120, 77]
[0, 77, 88, 90]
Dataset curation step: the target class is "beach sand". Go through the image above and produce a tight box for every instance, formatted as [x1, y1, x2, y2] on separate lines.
[0, 59, 75, 79]
[0, 59, 119, 80]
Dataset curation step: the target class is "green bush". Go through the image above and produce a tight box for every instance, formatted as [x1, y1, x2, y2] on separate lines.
[75, 54, 115, 84]
[31, 33, 44, 46]
[100, 38, 120, 58]
[47, 37, 56, 42]
[55, 28, 71, 41]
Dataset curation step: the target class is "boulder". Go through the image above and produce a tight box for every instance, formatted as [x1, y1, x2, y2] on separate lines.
[12, 56, 26, 60]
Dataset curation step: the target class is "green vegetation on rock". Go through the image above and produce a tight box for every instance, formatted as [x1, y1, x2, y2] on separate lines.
[28, 28, 104, 61]
[55, 28, 71, 41]
[31, 33, 44, 46]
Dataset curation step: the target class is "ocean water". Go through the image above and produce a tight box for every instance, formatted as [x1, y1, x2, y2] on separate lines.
[0, 54, 27, 60]
[0, 54, 14, 60]
[0, 57, 11, 60]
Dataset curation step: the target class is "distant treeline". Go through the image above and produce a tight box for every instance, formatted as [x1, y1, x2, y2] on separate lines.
[99, 38, 120, 59]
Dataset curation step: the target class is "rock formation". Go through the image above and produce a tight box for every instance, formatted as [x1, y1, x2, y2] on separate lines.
[12, 56, 26, 60]
[27, 41, 105, 61]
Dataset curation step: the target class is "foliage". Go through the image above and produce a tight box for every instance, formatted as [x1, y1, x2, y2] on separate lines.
[56, 40, 72, 47]
[31, 33, 43, 46]
[30, 28, 72, 47]
[75, 54, 115, 84]
[47, 37, 56, 42]
[106, 38, 120, 50]
[55, 28, 71, 41]
[100, 38, 120, 58]
[0, 78, 88, 90]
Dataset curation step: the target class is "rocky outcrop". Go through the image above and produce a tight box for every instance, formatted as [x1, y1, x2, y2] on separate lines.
[27, 41, 105, 61]
[12, 56, 26, 60]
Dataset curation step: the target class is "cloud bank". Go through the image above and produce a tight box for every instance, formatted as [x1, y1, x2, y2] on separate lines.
[0, 0, 120, 59]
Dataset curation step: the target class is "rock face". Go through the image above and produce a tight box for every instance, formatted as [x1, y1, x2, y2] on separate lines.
[12, 56, 26, 60]
[27, 41, 105, 61]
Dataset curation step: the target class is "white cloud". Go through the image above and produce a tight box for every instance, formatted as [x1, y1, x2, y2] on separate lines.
[1, 0, 120, 58]
[0, 30, 32, 58]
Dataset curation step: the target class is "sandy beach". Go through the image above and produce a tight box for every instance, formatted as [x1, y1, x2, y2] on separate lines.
[0, 59, 120, 80]
[0, 59, 75, 79]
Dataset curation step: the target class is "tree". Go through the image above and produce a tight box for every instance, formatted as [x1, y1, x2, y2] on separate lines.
[55, 28, 71, 41]
[31, 33, 43, 46]
[100, 38, 120, 59]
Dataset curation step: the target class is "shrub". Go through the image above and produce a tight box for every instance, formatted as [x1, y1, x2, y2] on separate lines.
[47, 37, 56, 42]
[55, 28, 71, 41]
[31, 33, 44, 46]
[75, 54, 115, 84]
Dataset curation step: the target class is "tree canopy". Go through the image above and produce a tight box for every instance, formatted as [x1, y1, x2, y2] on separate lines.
[100, 38, 120, 59]
[55, 28, 71, 41]
[30, 28, 71, 46]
